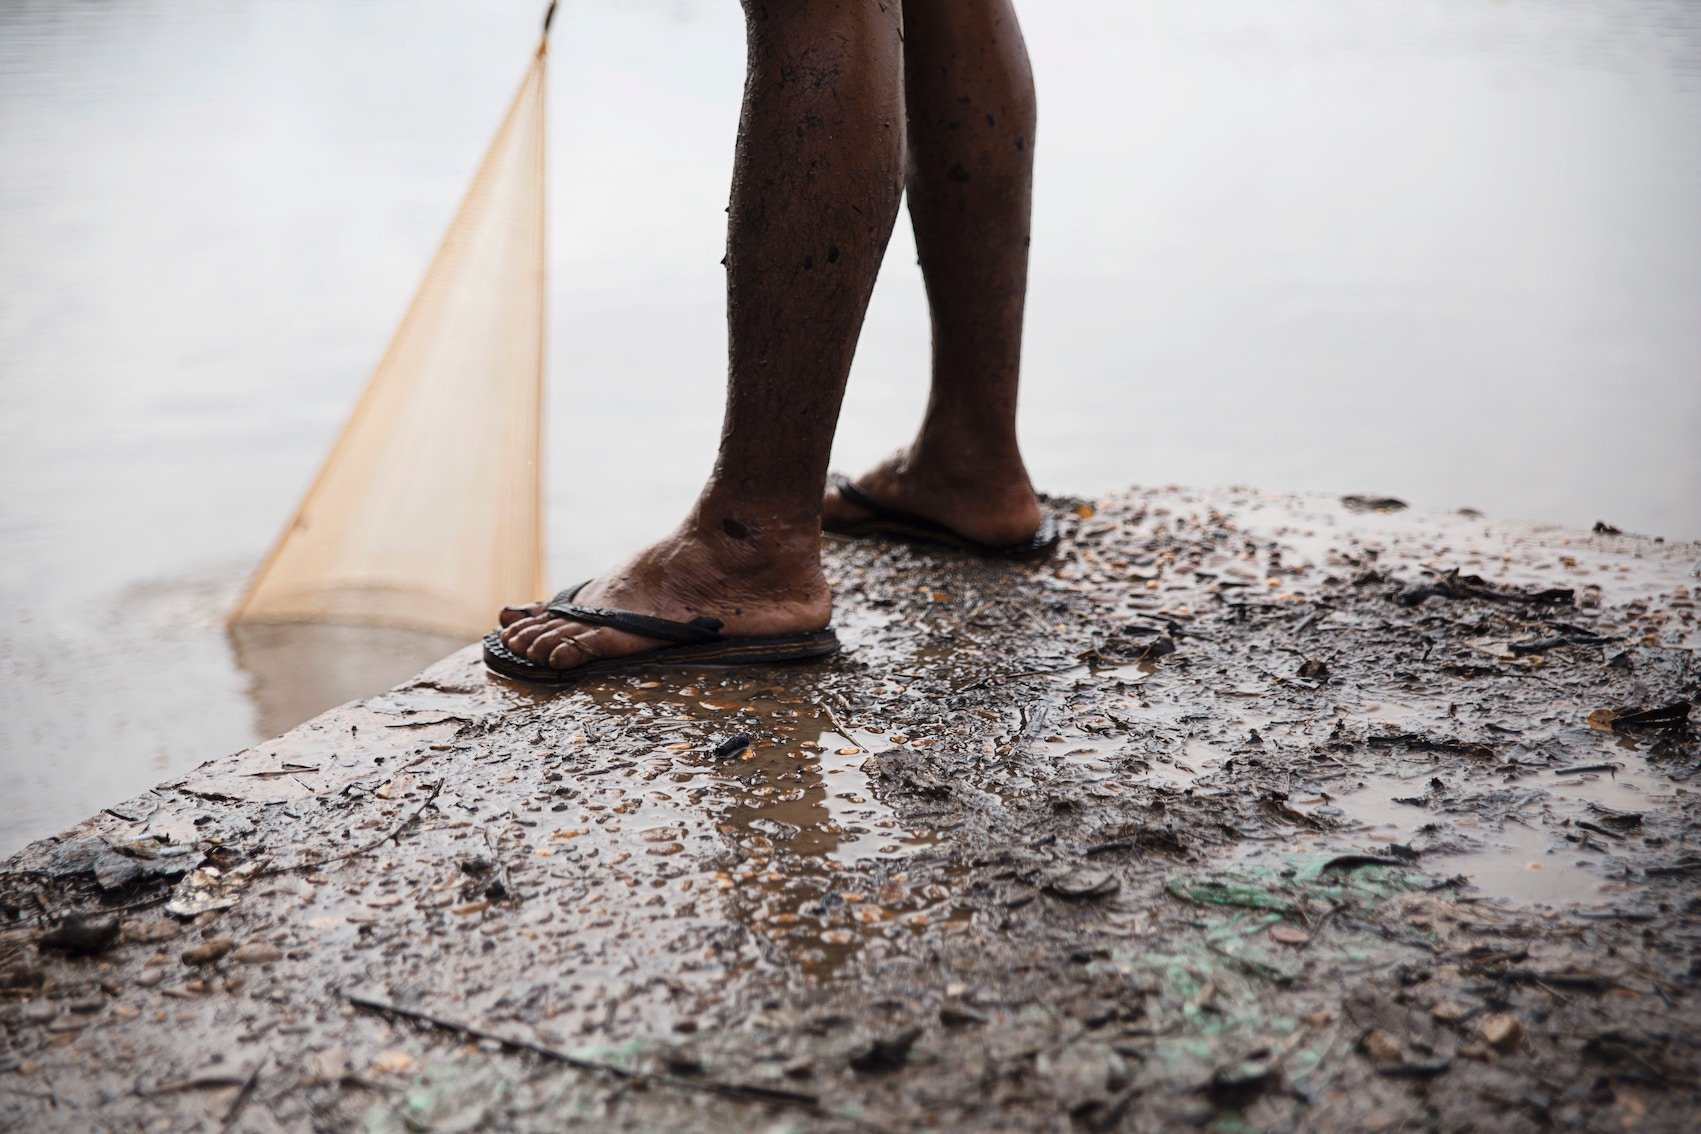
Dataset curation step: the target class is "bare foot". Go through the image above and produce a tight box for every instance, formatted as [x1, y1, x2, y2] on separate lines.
[497, 525, 831, 674]
[823, 448, 1043, 547]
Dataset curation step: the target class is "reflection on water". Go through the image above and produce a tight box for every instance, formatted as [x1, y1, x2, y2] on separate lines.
[576, 677, 965, 976]
[1243, 741, 1679, 908]
[2, 0, 1700, 852]
[228, 624, 468, 741]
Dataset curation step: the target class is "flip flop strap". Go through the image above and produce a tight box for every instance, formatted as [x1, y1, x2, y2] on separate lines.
[545, 581, 726, 644]
[833, 475, 961, 536]
[831, 475, 883, 513]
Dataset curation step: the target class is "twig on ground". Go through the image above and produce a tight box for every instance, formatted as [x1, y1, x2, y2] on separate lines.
[822, 703, 863, 750]
[341, 990, 884, 1127]
[220, 1055, 267, 1132]
[260, 780, 443, 878]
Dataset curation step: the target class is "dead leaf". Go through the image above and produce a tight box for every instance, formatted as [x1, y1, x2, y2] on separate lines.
[1587, 708, 1619, 731]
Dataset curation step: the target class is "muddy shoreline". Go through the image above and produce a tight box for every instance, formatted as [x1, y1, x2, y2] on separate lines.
[3, 486, 1697, 1132]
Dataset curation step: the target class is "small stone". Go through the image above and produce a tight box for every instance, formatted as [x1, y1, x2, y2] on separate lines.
[308, 1046, 349, 1083]
[712, 734, 752, 760]
[1457, 1042, 1491, 1062]
[135, 970, 164, 989]
[1268, 924, 1310, 946]
[230, 942, 281, 965]
[1043, 867, 1119, 900]
[1479, 1013, 1525, 1051]
[1431, 1001, 1468, 1023]
[939, 1003, 989, 1028]
[123, 920, 180, 945]
[661, 1047, 703, 1075]
[781, 1055, 814, 1079]
[181, 938, 234, 966]
[1361, 1030, 1403, 1062]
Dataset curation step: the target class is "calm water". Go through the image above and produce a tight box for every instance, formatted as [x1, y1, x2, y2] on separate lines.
[2, 0, 1698, 853]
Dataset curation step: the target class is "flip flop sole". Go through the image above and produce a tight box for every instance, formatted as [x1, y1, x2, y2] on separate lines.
[823, 475, 1061, 562]
[482, 628, 841, 686]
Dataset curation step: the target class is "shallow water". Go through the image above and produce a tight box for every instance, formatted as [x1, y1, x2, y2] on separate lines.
[1044, 680, 1685, 909]
[2, 0, 1699, 852]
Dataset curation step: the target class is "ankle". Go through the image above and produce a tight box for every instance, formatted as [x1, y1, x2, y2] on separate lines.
[898, 435, 1032, 494]
[682, 499, 825, 573]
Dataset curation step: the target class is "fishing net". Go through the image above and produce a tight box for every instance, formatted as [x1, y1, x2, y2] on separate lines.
[232, 38, 550, 640]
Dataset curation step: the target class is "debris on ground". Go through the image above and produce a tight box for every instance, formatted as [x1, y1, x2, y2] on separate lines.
[2, 487, 1696, 1131]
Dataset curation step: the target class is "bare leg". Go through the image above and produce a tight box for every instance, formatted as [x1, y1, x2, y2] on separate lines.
[501, 0, 905, 670]
[824, 0, 1042, 546]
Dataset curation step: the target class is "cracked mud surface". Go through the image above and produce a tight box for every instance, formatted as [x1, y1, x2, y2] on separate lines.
[3, 487, 1698, 1132]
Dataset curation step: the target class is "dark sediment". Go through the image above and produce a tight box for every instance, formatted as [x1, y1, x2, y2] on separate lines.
[2, 486, 1697, 1132]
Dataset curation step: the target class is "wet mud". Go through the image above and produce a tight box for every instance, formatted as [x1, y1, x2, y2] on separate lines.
[2, 486, 1697, 1132]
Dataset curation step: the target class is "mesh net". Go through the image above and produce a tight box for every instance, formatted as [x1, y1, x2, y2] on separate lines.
[232, 42, 549, 640]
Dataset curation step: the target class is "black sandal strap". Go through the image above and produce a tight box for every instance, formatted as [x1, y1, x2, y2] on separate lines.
[829, 475, 1061, 560]
[830, 476, 953, 536]
[544, 581, 726, 644]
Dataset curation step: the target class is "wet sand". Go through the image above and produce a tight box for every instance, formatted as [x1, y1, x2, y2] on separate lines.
[2, 487, 1696, 1131]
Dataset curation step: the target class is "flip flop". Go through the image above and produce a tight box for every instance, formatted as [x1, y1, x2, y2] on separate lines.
[823, 475, 1061, 562]
[482, 581, 840, 686]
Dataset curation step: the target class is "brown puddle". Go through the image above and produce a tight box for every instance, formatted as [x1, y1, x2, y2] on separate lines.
[183, 663, 978, 1053]
[526, 671, 970, 979]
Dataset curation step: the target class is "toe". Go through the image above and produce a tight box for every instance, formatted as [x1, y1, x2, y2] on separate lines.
[499, 601, 545, 628]
[530, 623, 661, 671]
[524, 622, 575, 664]
[547, 638, 590, 669]
[500, 612, 555, 649]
